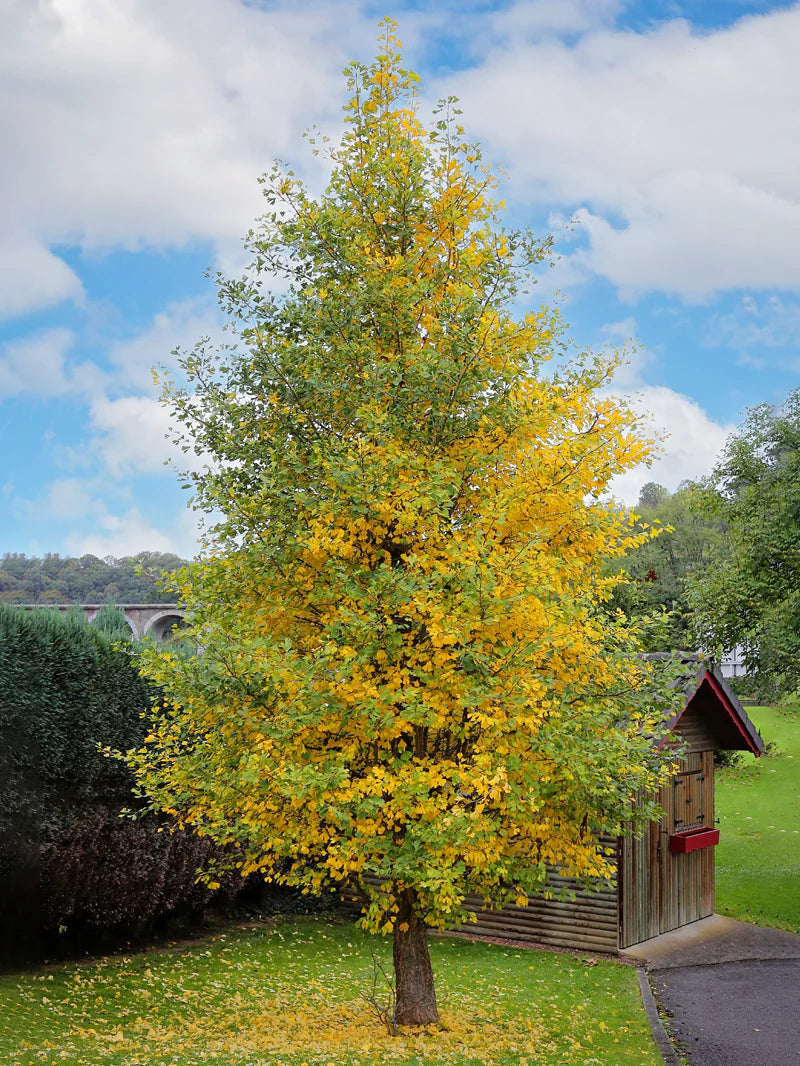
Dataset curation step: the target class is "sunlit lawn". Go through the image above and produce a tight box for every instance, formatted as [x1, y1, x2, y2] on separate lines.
[0, 916, 660, 1066]
[715, 703, 800, 932]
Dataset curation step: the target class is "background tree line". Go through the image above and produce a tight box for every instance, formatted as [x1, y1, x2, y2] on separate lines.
[606, 479, 728, 652]
[611, 385, 800, 702]
[0, 552, 187, 605]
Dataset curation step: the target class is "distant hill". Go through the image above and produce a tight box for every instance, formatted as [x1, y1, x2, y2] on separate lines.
[0, 552, 188, 605]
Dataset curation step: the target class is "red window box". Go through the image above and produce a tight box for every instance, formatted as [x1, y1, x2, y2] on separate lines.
[670, 827, 720, 854]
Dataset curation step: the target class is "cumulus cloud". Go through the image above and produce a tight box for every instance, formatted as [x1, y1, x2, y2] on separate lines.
[0, 329, 75, 397]
[0, 326, 112, 402]
[0, 241, 84, 321]
[14, 476, 201, 559]
[6, 0, 799, 316]
[608, 385, 734, 504]
[597, 316, 659, 388]
[491, 0, 626, 38]
[65, 504, 198, 560]
[443, 3, 800, 297]
[43, 478, 96, 520]
[0, 0, 367, 320]
[4, 302, 222, 485]
[36, 477, 200, 558]
[706, 293, 800, 361]
[87, 395, 185, 477]
[107, 297, 225, 391]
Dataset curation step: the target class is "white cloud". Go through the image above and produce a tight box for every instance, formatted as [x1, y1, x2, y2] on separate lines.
[7, 0, 799, 317]
[44, 478, 96, 520]
[707, 293, 800, 355]
[523, 242, 593, 306]
[596, 316, 660, 388]
[108, 297, 224, 391]
[15, 475, 201, 558]
[0, 329, 74, 397]
[442, 4, 800, 297]
[492, 0, 626, 39]
[0, 0, 367, 319]
[608, 385, 734, 503]
[65, 504, 198, 559]
[2, 302, 223, 479]
[601, 316, 638, 342]
[576, 172, 800, 296]
[87, 395, 184, 477]
[0, 240, 84, 321]
[0, 325, 112, 401]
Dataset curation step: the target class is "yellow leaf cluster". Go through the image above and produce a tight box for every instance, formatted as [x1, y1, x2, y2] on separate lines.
[129, 26, 678, 938]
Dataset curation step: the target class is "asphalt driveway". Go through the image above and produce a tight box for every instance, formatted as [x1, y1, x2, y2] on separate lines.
[624, 915, 800, 1066]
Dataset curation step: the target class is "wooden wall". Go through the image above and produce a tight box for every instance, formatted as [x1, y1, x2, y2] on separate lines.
[671, 703, 719, 752]
[662, 750, 715, 933]
[619, 790, 661, 949]
[342, 751, 719, 954]
[456, 870, 619, 953]
[342, 867, 620, 954]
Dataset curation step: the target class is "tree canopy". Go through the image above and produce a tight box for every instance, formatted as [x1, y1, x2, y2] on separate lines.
[606, 481, 727, 651]
[129, 25, 677, 1026]
[690, 388, 800, 698]
[0, 552, 186, 605]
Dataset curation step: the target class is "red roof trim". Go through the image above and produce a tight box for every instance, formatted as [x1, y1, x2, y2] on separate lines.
[665, 668, 762, 756]
[703, 670, 762, 756]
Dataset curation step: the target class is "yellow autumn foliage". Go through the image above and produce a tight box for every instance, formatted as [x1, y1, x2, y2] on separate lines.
[128, 23, 677, 953]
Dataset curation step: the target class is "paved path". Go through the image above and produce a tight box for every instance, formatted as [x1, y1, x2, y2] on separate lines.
[654, 958, 800, 1065]
[624, 916, 800, 1066]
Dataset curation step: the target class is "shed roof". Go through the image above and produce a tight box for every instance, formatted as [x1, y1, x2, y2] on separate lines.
[658, 655, 764, 756]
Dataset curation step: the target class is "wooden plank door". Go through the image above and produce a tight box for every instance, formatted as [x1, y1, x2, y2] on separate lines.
[658, 751, 715, 934]
[619, 752, 715, 948]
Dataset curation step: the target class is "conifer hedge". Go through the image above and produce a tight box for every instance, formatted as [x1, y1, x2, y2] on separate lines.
[0, 605, 234, 964]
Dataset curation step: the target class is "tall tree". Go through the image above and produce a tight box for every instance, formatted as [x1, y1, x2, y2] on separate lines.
[690, 389, 800, 698]
[129, 25, 676, 1026]
[606, 482, 727, 650]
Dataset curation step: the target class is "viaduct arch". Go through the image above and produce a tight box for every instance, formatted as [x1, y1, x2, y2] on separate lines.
[20, 604, 187, 642]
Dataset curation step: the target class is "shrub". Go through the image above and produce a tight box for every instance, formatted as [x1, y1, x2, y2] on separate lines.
[0, 606, 239, 964]
[40, 809, 243, 954]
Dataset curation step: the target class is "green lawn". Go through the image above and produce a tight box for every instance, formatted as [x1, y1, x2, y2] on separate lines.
[7, 708, 797, 1066]
[715, 703, 800, 932]
[0, 917, 660, 1066]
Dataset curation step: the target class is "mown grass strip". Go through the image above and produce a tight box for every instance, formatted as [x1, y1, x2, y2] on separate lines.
[1, 916, 660, 1065]
[715, 703, 800, 932]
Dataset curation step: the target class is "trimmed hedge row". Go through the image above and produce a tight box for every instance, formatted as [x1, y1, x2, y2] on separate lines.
[0, 605, 237, 965]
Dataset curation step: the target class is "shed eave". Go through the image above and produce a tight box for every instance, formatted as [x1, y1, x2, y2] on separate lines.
[664, 661, 764, 756]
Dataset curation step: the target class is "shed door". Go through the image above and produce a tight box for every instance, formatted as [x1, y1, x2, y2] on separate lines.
[620, 751, 715, 948]
[659, 751, 715, 934]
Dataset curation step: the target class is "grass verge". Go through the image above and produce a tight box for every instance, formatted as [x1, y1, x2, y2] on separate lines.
[715, 703, 800, 932]
[0, 916, 660, 1066]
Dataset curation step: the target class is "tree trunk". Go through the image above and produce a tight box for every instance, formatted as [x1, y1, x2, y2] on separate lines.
[393, 887, 439, 1026]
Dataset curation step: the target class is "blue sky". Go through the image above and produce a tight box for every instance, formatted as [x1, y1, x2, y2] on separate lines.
[2, 0, 800, 559]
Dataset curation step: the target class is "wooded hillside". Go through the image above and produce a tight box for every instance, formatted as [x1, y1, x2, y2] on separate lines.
[0, 552, 187, 604]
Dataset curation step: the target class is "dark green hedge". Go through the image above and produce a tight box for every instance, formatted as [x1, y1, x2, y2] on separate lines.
[0, 606, 149, 812]
[0, 606, 237, 965]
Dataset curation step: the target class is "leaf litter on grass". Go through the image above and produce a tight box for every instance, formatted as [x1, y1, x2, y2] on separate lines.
[1, 918, 659, 1066]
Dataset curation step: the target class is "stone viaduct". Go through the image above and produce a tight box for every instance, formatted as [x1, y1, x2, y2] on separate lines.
[22, 604, 186, 642]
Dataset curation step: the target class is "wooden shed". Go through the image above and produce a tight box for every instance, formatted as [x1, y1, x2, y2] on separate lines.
[454, 658, 764, 953]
